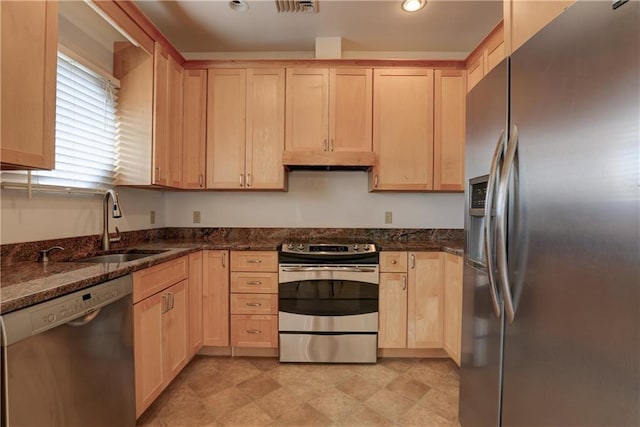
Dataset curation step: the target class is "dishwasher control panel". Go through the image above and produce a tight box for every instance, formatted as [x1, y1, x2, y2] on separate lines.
[30, 281, 124, 333]
[1, 274, 133, 346]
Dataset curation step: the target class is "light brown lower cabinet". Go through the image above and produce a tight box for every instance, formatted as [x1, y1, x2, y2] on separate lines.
[133, 256, 189, 418]
[203, 250, 230, 347]
[188, 251, 203, 357]
[443, 252, 463, 365]
[230, 251, 278, 348]
[379, 251, 462, 360]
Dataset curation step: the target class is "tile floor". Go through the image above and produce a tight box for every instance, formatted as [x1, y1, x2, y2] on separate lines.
[137, 356, 460, 427]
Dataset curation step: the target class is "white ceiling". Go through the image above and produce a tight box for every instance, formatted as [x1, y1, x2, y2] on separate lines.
[133, 0, 503, 60]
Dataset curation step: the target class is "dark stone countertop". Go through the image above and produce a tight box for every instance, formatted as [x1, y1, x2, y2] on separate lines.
[0, 238, 463, 314]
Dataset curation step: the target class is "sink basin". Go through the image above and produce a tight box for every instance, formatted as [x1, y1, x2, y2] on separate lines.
[75, 250, 169, 263]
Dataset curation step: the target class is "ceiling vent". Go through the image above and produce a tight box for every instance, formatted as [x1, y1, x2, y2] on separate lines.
[275, 0, 318, 13]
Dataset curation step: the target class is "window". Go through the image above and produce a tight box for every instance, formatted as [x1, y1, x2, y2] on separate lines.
[2, 50, 119, 191]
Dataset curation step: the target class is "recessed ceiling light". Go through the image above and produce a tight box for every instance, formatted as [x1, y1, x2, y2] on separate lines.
[402, 0, 426, 12]
[229, 0, 249, 12]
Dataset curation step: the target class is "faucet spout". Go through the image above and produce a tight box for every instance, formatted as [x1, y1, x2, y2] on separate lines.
[102, 189, 123, 251]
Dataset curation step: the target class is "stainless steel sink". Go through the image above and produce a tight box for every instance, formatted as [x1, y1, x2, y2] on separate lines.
[75, 250, 169, 263]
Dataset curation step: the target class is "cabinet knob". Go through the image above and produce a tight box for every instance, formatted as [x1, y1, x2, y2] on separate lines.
[240, 174, 244, 187]
[330, 139, 335, 151]
[199, 174, 204, 188]
[246, 302, 262, 307]
[246, 281, 262, 285]
[374, 175, 379, 188]
[246, 173, 251, 188]
[402, 275, 407, 290]
[391, 259, 397, 264]
[323, 139, 328, 151]
[247, 330, 262, 334]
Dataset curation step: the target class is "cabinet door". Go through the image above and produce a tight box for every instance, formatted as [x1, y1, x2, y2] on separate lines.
[329, 68, 372, 152]
[134, 292, 165, 418]
[484, 23, 505, 74]
[1, 0, 57, 170]
[372, 69, 434, 191]
[246, 68, 285, 189]
[182, 69, 207, 189]
[466, 52, 484, 93]
[164, 280, 189, 382]
[379, 273, 408, 349]
[203, 250, 230, 346]
[167, 56, 183, 188]
[188, 251, 203, 357]
[152, 44, 169, 186]
[507, 0, 574, 54]
[407, 252, 444, 348]
[434, 69, 466, 192]
[206, 69, 247, 189]
[443, 253, 463, 365]
[285, 68, 329, 152]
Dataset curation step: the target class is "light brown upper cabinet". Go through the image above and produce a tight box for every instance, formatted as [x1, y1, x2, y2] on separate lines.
[466, 21, 504, 93]
[284, 68, 374, 167]
[182, 69, 207, 189]
[206, 68, 285, 190]
[371, 68, 434, 191]
[504, 0, 575, 55]
[434, 69, 466, 191]
[1, 0, 58, 170]
[153, 44, 183, 187]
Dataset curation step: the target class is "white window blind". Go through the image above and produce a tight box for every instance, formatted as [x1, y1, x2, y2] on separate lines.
[2, 51, 119, 191]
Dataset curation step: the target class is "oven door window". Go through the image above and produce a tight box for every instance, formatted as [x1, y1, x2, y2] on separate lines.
[279, 280, 378, 316]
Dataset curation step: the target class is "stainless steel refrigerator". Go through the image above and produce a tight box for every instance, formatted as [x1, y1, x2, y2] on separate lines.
[459, 1, 639, 425]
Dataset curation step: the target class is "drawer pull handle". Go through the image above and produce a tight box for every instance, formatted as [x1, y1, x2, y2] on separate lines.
[246, 302, 262, 307]
[247, 329, 262, 334]
[391, 259, 397, 264]
[247, 259, 262, 264]
[246, 281, 262, 285]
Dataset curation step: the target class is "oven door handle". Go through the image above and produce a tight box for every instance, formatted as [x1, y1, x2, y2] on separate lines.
[280, 266, 378, 273]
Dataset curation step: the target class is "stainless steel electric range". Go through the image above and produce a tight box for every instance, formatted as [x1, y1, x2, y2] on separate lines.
[278, 243, 379, 363]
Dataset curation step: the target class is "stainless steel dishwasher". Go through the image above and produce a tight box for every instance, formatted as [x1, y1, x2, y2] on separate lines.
[1, 274, 135, 427]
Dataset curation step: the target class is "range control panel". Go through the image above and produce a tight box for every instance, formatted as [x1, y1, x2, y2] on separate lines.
[281, 243, 377, 255]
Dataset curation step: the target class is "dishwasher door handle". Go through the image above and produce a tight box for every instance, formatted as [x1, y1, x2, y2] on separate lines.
[67, 308, 102, 327]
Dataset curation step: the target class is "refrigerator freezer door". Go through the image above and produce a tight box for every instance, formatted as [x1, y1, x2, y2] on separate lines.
[459, 59, 508, 427]
[503, 1, 639, 425]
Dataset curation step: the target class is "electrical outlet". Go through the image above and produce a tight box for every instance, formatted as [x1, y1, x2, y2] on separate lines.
[385, 211, 393, 224]
[193, 211, 201, 224]
[150, 210, 156, 225]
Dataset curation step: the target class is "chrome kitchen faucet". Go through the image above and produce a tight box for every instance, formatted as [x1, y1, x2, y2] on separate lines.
[102, 189, 122, 251]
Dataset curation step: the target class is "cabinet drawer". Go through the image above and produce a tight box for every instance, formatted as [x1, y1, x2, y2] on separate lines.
[380, 252, 408, 272]
[231, 315, 278, 348]
[231, 293, 278, 315]
[133, 256, 188, 303]
[230, 251, 278, 272]
[231, 272, 278, 294]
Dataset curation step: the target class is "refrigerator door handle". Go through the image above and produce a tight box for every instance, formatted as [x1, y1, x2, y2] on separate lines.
[484, 129, 505, 318]
[496, 124, 519, 323]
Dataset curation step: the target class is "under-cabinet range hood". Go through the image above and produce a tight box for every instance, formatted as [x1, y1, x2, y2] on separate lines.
[282, 151, 375, 170]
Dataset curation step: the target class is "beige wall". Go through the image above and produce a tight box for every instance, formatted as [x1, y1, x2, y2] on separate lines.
[1, 172, 464, 244]
[0, 188, 165, 245]
[164, 171, 464, 229]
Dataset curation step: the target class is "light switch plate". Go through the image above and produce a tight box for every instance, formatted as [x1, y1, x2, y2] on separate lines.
[384, 211, 393, 224]
[150, 210, 156, 225]
[193, 211, 201, 224]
